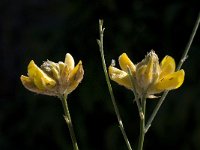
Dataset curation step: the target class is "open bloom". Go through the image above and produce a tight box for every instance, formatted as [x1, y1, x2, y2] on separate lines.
[109, 50, 185, 98]
[20, 53, 84, 96]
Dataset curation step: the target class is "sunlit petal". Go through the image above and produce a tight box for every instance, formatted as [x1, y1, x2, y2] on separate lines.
[20, 75, 41, 93]
[160, 56, 175, 79]
[65, 53, 75, 71]
[119, 53, 136, 73]
[28, 60, 56, 90]
[66, 61, 84, 94]
[155, 69, 185, 91]
[109, 66, 132, 89]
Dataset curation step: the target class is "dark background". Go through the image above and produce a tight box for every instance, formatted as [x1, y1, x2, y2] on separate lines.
[0, 0, 199, 149]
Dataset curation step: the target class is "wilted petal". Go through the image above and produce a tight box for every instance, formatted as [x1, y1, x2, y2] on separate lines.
[65, 53, 75, 71]
[109, 66, 132, 89]
[136, 65, 148, 88]
[136, 50, 160, 91]
[159, 56, 175, 79]
[145, 56, 154, 83]
[20, 75, 41, 93]
[154, 69, 185, 91]
[28, 60, 56, 90]
[41, 60, 60, 80]
[119, 53, 136, 73]
[66, 61, 84, 94]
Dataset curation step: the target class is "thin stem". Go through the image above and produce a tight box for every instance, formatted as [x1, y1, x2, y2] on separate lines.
[145, 12, 200, 132]
[137, 96, 146, 150]
[97, 19, 133, 150]
[60, 94, 79, 150]
[177, 12, 200, 70]
[145, 90, 168, 132]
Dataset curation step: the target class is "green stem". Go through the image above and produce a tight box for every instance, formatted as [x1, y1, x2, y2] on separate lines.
[177, 12, 200, 70]
[145, 90, 168, 132]
[97, 19, 133, 150]
[145, 12, 200, 132]
[60, 94, 79, 150]
[137, 96, 146, 150]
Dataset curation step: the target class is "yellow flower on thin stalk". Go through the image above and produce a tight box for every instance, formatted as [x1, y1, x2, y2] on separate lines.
[20, 53, 84, 97]
[109, 50, 185, 98]
[20, 53, 83, 150]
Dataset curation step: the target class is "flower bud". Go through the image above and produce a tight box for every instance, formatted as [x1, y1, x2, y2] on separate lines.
[136, 50, 160, 92]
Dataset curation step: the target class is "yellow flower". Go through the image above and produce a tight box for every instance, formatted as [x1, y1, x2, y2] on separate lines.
[20, 53, 84, 96]
[109, 50, 185, 98]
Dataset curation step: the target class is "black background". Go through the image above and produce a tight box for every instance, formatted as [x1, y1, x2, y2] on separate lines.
[0, 0, 200, 149]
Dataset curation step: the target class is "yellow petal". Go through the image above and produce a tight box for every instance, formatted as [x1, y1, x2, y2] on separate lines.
[109, 66, 132, 89]
[28, 60, 56, 90]
[20, 75, 40, 93]
[51, 67, 60, 80]
[20, 75, 57, 96]
[155, 69, 185, 91]
[59, 62, 65, 72]
[65, 53, 75, 71]
[159, 56, 175, 79]
[67, 60, 84, 94]
[119, 53, 136, 73]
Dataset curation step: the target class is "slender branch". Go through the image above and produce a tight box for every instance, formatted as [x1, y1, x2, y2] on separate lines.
[177, 12, 200, 70]
[60, 94, 79, 150]
[145, 12, 200, 132]
[145, 90, 168, 132]
[97, 19, 133, 150]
